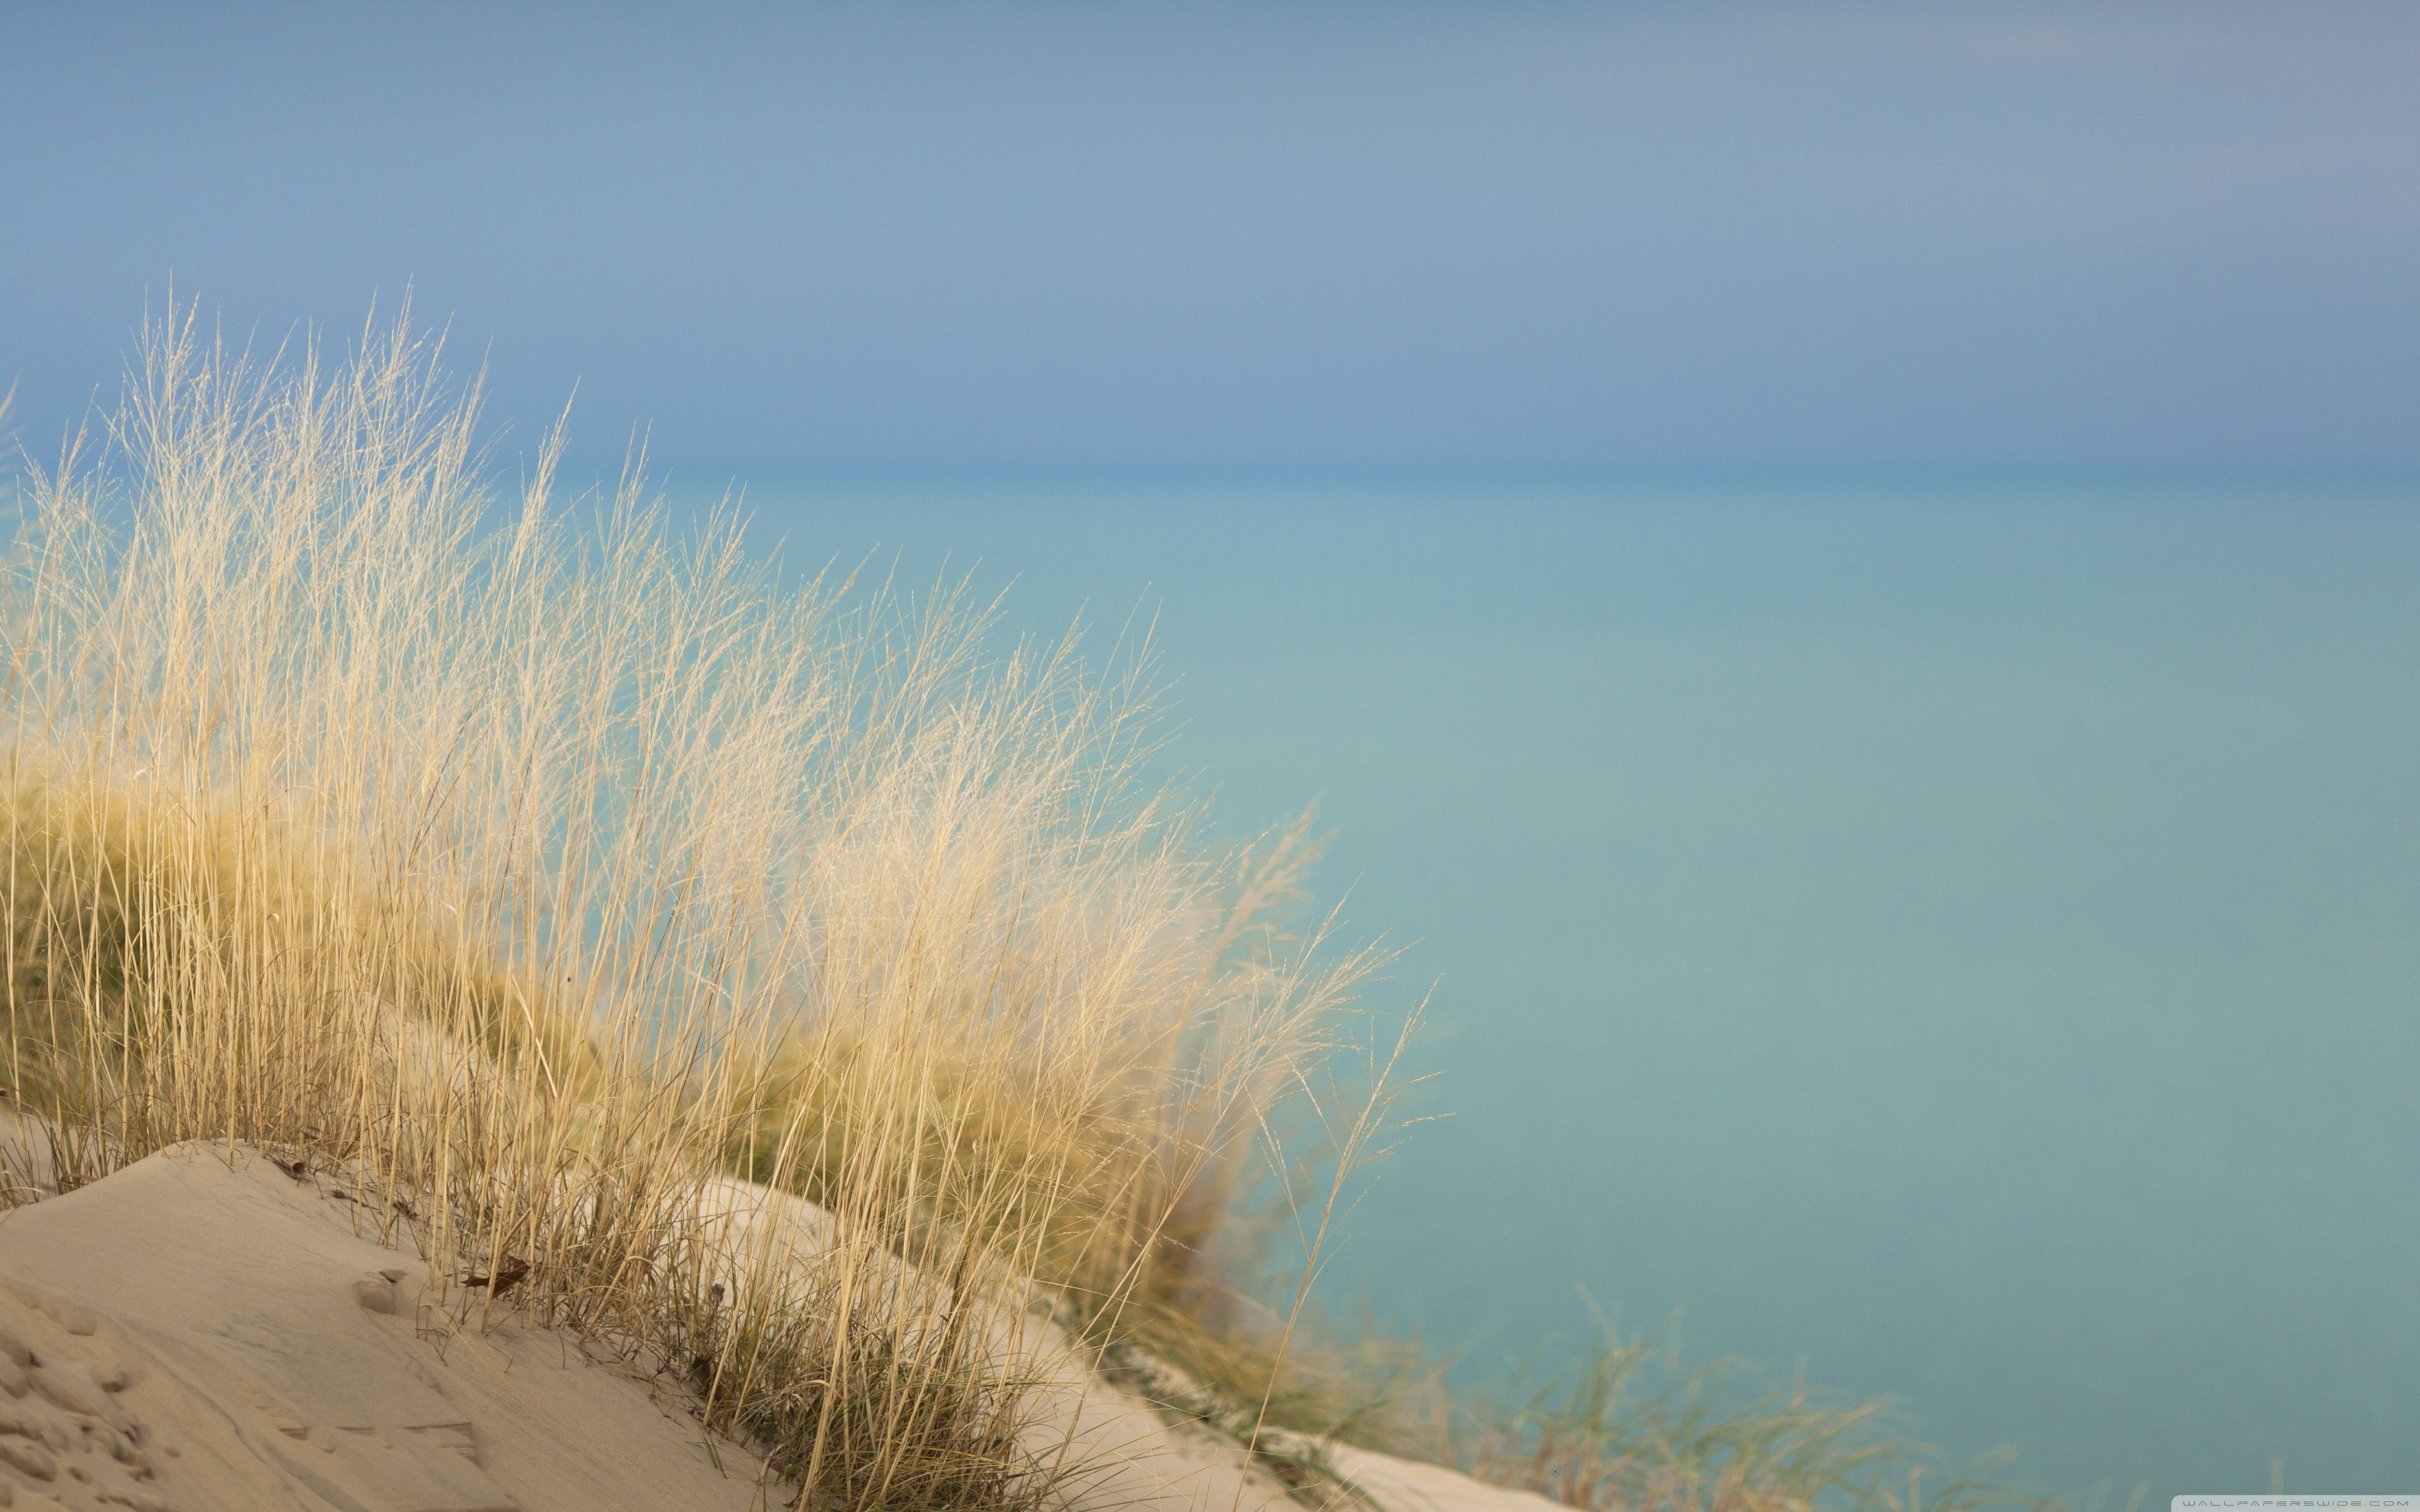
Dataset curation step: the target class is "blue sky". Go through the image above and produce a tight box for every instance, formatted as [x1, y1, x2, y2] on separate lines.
[4, 1, 2417, 475]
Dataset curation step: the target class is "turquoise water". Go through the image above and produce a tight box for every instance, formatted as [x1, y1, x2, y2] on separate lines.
[697, 482, 2420, 1500]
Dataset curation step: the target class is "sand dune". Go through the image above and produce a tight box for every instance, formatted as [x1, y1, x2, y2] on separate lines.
[0, 1141, 772, 1511]
[0, 1136, 1553, 1512]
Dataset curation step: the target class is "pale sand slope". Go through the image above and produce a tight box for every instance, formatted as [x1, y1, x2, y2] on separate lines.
[691, 1174, 1566, 1512]
[689, 1169, 1296, 1512]
[1317, 1446, 1569, 1512]
[0, 1138, 1559, 1512]
[0, 1142, 774, 1512]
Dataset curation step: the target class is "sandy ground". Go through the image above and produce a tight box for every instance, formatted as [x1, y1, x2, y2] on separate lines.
[0, 1127, 1558, 1512]
[0, 1139, 776, 1511]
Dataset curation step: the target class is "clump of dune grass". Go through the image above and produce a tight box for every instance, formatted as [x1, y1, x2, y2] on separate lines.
[1254, 1297, 2065, 1512]
[0, 302, 1393, 1509]
[1065, 1202, 2075, 1512]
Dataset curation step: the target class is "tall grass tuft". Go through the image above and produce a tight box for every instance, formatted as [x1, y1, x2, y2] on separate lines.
[0, 302, 1386, 1509]
[1242, 1297, 2070, 1512]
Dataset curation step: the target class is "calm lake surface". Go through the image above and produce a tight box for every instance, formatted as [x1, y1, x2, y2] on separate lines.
[686, 481, 2420, 1501]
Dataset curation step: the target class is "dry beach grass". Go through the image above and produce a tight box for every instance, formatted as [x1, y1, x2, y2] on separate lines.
[0, 306, 2077, 1512]
[0, 304, 1389, 1508]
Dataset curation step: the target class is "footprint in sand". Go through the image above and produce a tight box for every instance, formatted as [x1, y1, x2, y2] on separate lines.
[0, 1285, 175, 1511]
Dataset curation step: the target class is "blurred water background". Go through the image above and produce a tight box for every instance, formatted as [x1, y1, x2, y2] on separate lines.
[691, 479, 2420, 1505]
